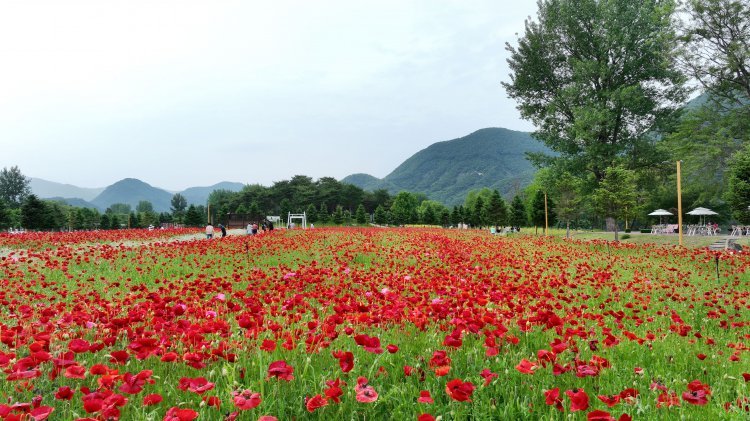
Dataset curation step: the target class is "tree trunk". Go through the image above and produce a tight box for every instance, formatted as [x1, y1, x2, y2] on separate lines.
[566, 221, 570, 239]
[606, 217, 619, 242]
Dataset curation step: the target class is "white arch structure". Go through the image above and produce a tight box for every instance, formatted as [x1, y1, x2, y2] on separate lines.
[287, 212, 307, 229]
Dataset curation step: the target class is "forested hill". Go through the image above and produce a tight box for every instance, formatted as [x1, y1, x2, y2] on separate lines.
[91, 178, 174, 212]
[342, 128, 550, 206]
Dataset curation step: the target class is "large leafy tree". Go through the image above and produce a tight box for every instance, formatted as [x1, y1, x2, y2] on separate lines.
[681, 0, 750, 106]
[726, 143, 750, 223]
[171, 194, 188, 220]
[373, 205, 387, 225]
[661, 105, 749, 206]
[0, 166, 31, 208]
[390, 192, 419, 225]
[503, 0, 686, 186]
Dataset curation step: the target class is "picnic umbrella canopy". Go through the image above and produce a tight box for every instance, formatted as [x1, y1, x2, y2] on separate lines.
[648, 209, 673, 224]
[686, 207, 718, 225]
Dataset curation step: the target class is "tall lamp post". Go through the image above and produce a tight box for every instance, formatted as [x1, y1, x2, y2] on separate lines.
[677, 161, 683, 247]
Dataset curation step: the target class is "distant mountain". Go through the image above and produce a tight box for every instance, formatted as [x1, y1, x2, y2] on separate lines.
[45, 197, 99, 209]
[180, 182, 245, 205]
[342, 127, 550, 206]
[91, 178, 174, 212]
[30, 177, 247, 212]
[30, 178, 104, 201]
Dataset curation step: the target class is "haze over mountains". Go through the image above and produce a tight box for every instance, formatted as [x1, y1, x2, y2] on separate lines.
[31, 127, 548, 210]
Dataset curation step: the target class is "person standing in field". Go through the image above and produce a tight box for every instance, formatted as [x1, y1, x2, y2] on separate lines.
[247, 222, 252, 235]
[252, 223, 258, 235]
[206, 223, 214, 239]
[219, 223, 227, 238]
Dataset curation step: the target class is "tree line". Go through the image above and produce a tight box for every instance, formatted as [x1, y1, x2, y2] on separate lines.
[1, 167, 552, 232]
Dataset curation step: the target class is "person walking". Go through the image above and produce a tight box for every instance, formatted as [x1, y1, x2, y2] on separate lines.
[205, 223, 214, 239]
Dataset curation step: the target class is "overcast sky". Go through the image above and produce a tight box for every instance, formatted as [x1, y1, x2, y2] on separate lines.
[1, 0, 538, 191]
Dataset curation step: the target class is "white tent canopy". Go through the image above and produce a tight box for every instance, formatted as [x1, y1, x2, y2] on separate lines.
[686, 207, 718, 225]
[648, 209, 673, 216]
[686, 207, 718, 216]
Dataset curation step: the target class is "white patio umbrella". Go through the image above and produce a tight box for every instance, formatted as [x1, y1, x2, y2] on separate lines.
[648, 209, 673, 224]
[686, 207, 718, 225]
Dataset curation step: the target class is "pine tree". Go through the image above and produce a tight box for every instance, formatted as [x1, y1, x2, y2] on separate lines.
[355, 204, 368, 224]
[184, 205, 203, 227]
[332, 205, 344, 224]
[317, 203, 329, 223]
[21, 194, 47, 230]
[300, 204, 314, 223]
[509, 195, 527, 228]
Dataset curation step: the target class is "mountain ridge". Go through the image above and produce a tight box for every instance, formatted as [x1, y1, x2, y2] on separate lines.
[31, 178, 245, 212]
[342, 127, 549, 205]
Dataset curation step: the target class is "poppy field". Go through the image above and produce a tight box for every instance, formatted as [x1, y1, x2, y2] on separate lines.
[0, 228, 749, 420]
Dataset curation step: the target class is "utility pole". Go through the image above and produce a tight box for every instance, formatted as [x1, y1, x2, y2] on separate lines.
[544, 191, 548, 236]
[677, 161, 683, 247]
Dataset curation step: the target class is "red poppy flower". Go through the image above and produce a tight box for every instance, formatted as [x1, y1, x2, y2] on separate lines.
[88, 364, 109, 375]
[355, 377, 379, 403]
[109, 350, 129, 364]
[64, 365, 86, 379]
[618, 388, 639, 402]
[418, 414, 436, 421]
[682, 380, 711, 405]
[597, 394, 620, 407]
[332, 350, 354, 373]
[386, 344, 399, 353]
[417, 390, 434, 404]
[544, 388, 563, 411]
[429, 350, 451, 376]
[445, 379, 475, 402]
[479, 368, 498, 386]
[267, 360, 294, 381]
[143, 394, 163, 406]
[587, 410, 615, 421]
[203, 395, 221, 409]
[55, 386, 74, 400]
[178, 377, 215, 394]
[306, 394, 328, 412]
[566, 388, 590, 412]
[354, 334, 383, 354]
[232, 390, 261, 410]
[515, 359, 538, 375]
[260, 340, 276, 352]
[68, 339, 91, 354]
[656, 392, 680, 408]
[324, 378, 345, 403]
[29, 406, 54, 421]
[164, 407, 198, 421]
